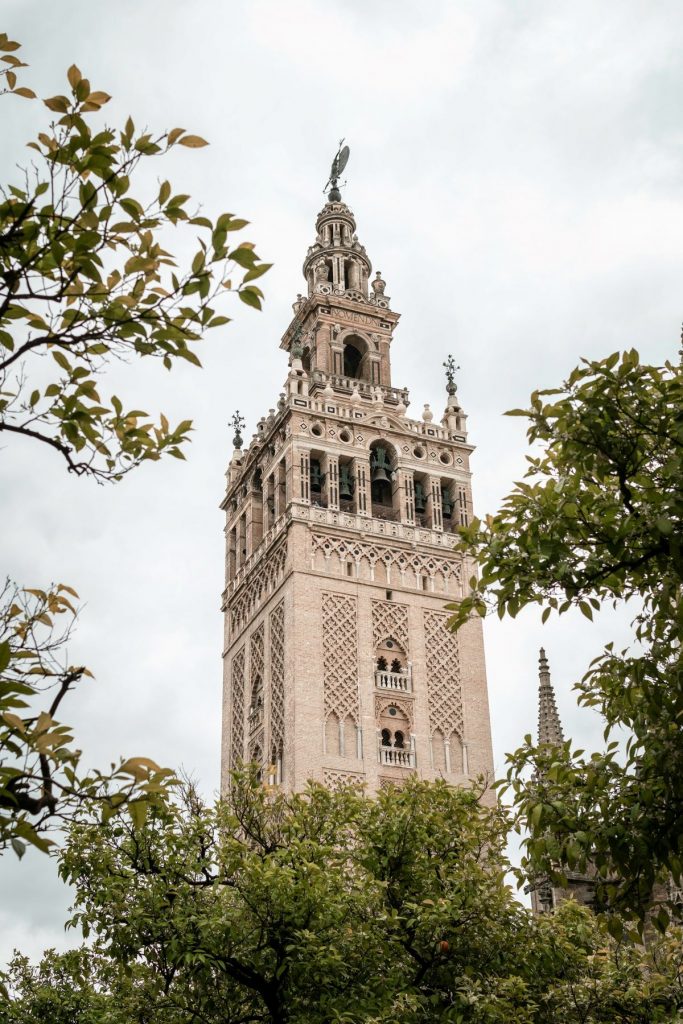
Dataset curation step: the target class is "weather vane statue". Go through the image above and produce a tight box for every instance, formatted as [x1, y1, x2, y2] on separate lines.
[323, 138, 350, 202]
[230, 410, 245, 449]
[443, 354, 460, 396]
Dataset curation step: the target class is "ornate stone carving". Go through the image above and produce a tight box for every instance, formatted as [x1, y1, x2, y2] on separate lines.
[230, 647, 246, 770]
[322, 592, 359, 725]
[230, 540, 287, 633]
[322, 768, 365, 790]
[374, 694, 414, 728]
[371, 600, 410, 652]
[312, 533, 461, 591]
[423, 610, 463, 739]
[250, 624, 265, 701]
[270, 601, 285, 759]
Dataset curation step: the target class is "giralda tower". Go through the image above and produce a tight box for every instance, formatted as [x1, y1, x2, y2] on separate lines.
[221, 152, 494, 792]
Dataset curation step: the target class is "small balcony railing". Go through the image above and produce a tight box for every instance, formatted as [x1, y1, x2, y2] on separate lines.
[375, 670, 412, 693]
[378, 746, 416, 768]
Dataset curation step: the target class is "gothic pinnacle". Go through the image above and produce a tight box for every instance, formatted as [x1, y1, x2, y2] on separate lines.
[537, 647, 564, 747]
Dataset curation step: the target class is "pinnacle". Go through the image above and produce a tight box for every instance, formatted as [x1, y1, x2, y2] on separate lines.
[537, 648, 564, 746]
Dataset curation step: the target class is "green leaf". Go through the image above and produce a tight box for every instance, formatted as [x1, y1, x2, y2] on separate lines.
[239, 288, 262, 310]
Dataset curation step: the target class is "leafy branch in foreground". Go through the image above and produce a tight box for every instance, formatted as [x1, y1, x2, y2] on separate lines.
[0, 36, 270, 482]
[0, 580, 175, 857]
[3, 776, 683, 1022]
[449, 348, 682, 929]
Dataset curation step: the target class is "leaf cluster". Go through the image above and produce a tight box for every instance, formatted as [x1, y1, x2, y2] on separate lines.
[0, 580, 176, 857]
[4, 776, 683, 1023]
[448, 349, 683, 926]
[0, 42, 270, 481]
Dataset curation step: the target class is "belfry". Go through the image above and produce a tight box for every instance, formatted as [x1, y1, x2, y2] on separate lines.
[220, 153, 494, 792]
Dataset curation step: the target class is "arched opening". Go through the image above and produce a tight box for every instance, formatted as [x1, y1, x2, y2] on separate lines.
[301, 346, 311, 373]
[374, 636, 410, 691]
[369, 441, 398, 521]
[343, 341, 363, 378]
[342, 334, 370, 381]
[377, 704, 413, 767]
[325, 712, 340, 755]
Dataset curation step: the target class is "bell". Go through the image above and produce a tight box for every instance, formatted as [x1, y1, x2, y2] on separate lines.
[414, 481, 426, 514]
[339, 465, 354, 499]
[310, 460, 324, 491]
[370, 446, 392, 484]
[371, 464, 391, 485]
[442, 492, 453, 518]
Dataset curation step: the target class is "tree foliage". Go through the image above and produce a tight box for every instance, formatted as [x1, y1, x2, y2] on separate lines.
[0, 581, 175, 858]
[0, 35, 269, 481]
[449, 349, 682, 928]
[2, 776, 683, 1023]
[0, 36, 269, 852]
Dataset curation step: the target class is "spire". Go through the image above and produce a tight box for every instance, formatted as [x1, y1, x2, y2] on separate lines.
[537, 648, 564, 746]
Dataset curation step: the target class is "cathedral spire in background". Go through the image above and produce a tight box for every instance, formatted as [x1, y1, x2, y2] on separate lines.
[537, 648, 564, 746]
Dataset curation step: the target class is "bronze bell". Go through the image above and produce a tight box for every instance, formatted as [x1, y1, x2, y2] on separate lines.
[442, 491, 453, 518]
[414, 481, 427, 514]
[339, 465, 354, 499]
[310, 459, 324, 491]
[370, 446, 391, 484]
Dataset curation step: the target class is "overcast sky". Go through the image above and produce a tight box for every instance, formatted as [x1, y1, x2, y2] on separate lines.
[1, 0, 681, 965]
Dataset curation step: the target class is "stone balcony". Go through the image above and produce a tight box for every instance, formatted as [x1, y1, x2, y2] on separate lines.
[309, 370, 409, 408]
[375, 670, 412, 693]
[378, 746, 416, 768]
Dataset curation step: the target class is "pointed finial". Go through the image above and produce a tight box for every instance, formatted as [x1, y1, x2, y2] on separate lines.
[230, 411, 245, 449]
[537, 648, 564, 747]
[443, 355, 460, 396]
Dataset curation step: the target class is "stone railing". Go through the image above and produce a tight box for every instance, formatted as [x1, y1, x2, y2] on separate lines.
[309, 370, 409, 407]
[292, 501, 458, 550]
[378, 746, 415, 768]
[375, 670, 412, 693]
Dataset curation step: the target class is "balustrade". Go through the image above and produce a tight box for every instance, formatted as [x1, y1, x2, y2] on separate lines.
[378, 746, 415, 768]
[374, 670, 411, 693]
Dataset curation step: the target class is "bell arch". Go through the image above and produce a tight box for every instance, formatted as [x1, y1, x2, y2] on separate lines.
[341, 332, 371, 381]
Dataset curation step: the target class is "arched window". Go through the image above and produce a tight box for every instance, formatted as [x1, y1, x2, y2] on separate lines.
[394, 731, 405, 749]
[377, 656, 388, 671]
[381, 728, 391, 747]
[343, 341, 363, 379]
[301, 347, 311, 373]
[250, 675, 263, 711]
[390, 658, 402, 674]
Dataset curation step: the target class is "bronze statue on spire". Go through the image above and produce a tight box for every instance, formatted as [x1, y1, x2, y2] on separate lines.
[323, 139, 350, 202]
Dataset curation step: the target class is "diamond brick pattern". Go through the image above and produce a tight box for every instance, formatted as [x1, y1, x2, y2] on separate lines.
[322, 592, 359, 725]
[230, 647, 246, 770]
[424, 610, 463, 738]
[270, 601, 286, 758]
[372, 599, 410, 652]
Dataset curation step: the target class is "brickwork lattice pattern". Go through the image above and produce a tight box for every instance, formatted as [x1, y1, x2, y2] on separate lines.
[250, 623, 265, 701]
[322, 592, 359, 725]
[270, 600, 285, 759]
[371, 600, 410, 652]
[312, 533, 460, 590]
[230, 540, 287, 634]
[423, 610, 463, 738]
[230, 647, 246, 770]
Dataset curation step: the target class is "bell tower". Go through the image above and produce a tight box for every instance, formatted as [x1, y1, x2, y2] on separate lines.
[220, 158, 494, 793]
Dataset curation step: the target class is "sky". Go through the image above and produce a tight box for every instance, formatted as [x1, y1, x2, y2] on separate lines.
[0, 0, 681, 965]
